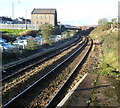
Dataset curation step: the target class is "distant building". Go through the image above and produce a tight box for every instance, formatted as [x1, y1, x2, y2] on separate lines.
[0, 16, 31, 24]
[14, 17, 31, 24]
[31, 8, 57, 26]
[0, 16, 13, 24]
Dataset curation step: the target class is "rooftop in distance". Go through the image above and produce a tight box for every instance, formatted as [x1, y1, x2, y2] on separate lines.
[31, 8, 57, 14]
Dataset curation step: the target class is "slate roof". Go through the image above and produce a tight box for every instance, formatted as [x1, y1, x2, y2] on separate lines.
[0, 16, 13, 21]
[17, 17, 31, 22]
[31, 8, 56, 14]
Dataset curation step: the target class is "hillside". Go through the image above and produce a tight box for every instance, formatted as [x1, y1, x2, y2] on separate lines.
[88, 25, 120, 106]
[90, 25, 118, 75]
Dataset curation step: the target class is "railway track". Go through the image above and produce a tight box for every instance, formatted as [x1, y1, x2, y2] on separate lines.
[46, 37, 93, 107]
[3, 36, 92, 107]
[2, 36, 86, 105]
[2, 36, 82, 81]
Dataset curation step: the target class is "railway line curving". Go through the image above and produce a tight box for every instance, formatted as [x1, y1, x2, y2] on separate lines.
[3, 36, 93, 107]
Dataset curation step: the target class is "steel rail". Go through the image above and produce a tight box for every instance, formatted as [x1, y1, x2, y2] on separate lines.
[3, 37, 88, 108]
[3, 37, 80, 71]
[1, 37, 83, 82]
[45, 37, 93, 107]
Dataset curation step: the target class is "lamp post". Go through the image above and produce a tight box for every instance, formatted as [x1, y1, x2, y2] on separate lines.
[12, 1, 20, 36]
[25, 10, 27, 29]
[12, 2, 14, 37]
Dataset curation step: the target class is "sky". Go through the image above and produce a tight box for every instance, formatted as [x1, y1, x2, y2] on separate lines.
[0, 0, 119, 26]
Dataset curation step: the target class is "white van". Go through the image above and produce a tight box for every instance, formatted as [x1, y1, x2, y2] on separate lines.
[13, 40, 27, 46]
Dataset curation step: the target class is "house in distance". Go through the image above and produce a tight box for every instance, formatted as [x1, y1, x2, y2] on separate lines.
[31, 8, 57, 27]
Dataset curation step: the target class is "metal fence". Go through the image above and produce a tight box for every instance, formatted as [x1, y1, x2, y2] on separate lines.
[0, 24, 39, 30]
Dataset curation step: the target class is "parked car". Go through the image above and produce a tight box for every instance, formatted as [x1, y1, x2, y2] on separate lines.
[16, 37, 26, 40]
[1, 42, 15, 50]
[54, 35, 61, 42]
[26, 36, 34, 39]
[35, 38, 43, 45]
[0, 38, 6, 43]
[13, 40, 28, 46]
[0, 44, 3, 51]
[35, 35, 42, 39]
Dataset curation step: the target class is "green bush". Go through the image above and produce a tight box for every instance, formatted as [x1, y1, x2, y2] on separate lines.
[1, 34, 16, 42]
[40, 24, 55, 45]
[25, 40, 38, 50]
[19, 30, 40, 37]
[2, 49, 39, 65]
[2, 51, 21, 64]
[90, 18, 119, 78]
[99, 60, 115, 75]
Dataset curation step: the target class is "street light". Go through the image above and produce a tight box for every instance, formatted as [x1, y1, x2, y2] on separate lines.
[12, 1, 21, 36]
[25, 10, 27, 29]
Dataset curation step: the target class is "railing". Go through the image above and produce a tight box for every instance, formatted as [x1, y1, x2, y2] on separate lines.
[0, 24, 39, 30]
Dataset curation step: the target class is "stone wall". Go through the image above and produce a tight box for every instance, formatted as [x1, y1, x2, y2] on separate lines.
[31, 14, 55, 26]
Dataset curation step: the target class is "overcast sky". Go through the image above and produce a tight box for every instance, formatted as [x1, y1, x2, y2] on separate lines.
[0, 0, 119, 26]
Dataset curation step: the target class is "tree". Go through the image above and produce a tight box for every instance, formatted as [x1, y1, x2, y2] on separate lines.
[25, 40, 37, 50]
[62, 31, 70, 39]
[98, 18, 108, 25]
[40, 23, 54, 45]
[70, 30, 77, 37]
